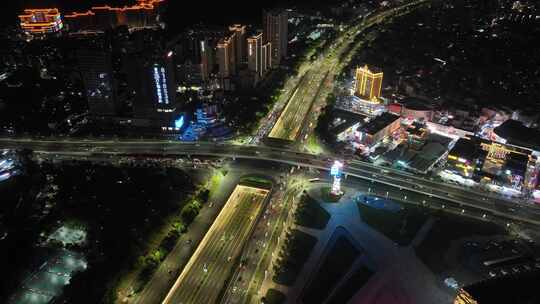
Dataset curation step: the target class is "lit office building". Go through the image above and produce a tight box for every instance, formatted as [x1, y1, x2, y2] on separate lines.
[77, 49, 118, 116]
[263, 9, 288, 66]
[18, 9, 63, 35]
[355, 65, 383, 101]
[229, 24, 247, 64]
[128, 50, 177, 126]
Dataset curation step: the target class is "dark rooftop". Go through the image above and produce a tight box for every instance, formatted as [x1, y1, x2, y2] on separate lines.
[448, 137, 481, 161]
[401, 97, 434, 111]
[463, 270, 540, 304]
[331, 108, 367, 135]
[360, 112, 400, 135]
[494, 120, 540, 151]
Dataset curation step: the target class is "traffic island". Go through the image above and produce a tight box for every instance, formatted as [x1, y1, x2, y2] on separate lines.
[294, 193, 331, 230]
[320, 186, 343, 203]
[273, 229, 317, 286]
[239, 175, 274, 190]
[262, 288, 286, 304]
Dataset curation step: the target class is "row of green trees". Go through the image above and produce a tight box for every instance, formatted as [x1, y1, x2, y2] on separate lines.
[137, 188, 209, 284]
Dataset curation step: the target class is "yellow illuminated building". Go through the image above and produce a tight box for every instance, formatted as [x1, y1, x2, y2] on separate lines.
[355, 65, 383, 101]
[63, 0, 165, 32]
[454, 289, 479, 304]
[18, 9, 63, 34]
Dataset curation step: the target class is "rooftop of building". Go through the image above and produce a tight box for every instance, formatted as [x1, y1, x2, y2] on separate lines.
[401, 96, 434, 111]
[406, 121, 427, 137]
[332, 108, 367, 135]
[493, 119, 540, 150]
[20, 8, 61, 16]
[63, 0, 164, 18]
[361, 112, 400, 135]
[461, 270, 540, 304]
[504, 152, 529, 174]
[427, 132, 453, 147]
[263, 8, 288, 16]
[449, 137, 481, 161]
[408, 141, 447, 173]
[357, 64, 383, 75]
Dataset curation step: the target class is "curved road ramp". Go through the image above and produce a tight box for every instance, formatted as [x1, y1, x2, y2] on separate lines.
[162, 184, 270, 304]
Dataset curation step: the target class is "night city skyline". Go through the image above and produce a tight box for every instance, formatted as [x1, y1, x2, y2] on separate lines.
[1, 1, 540, 304]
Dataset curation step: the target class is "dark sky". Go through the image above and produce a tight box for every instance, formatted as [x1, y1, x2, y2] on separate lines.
[6, 0, 338, 29]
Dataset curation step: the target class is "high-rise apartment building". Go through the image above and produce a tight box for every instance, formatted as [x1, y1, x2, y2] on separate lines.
[247, 32, 263, 77]
[262, 42, 272, 74]
[263, 9, 288, 66]
[200, 39, 213, 82]
[355, 65, 383, 101]
[229, 24, 247, 64]
[217, 34, 236, 78]
[77, 49, 118, 116]
[247, 32, 272, 82]
[18, 9, 63, 35]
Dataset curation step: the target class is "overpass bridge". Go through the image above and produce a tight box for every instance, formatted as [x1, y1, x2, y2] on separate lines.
[2, 137, 540, 227]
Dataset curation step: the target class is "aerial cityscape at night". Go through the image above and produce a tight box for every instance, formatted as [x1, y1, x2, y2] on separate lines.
[2, 0, 540, 303]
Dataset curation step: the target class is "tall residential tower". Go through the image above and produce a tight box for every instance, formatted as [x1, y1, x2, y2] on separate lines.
[77, 48, 118, 116]
[263, 9, 288, 66]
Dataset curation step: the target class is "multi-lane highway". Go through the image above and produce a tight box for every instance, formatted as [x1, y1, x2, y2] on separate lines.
[267, 68, 328, 142]
[264, 0, 431, 144]
[2, 137, 540, 227]
[162, 185, 269, 304]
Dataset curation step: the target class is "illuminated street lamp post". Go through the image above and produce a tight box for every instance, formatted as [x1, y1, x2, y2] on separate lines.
[330, 160, 344, 195]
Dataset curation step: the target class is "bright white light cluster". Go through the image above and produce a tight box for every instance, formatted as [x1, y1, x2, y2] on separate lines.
[330, 160, 343, 195]
[153, 65, 169, 104]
